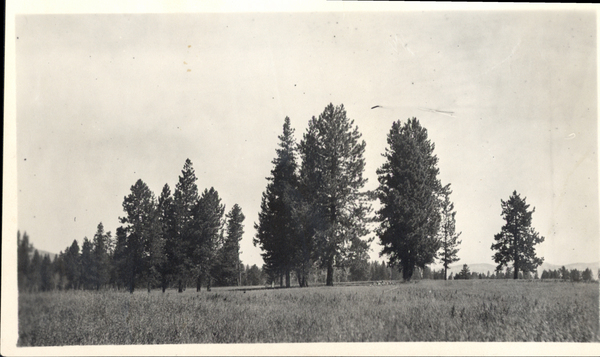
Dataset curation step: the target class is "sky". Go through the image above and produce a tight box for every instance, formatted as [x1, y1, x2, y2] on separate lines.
[13, 9, 598, 270]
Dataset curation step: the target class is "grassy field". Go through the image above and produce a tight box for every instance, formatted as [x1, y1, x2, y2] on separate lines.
[18, 280, 598, 345]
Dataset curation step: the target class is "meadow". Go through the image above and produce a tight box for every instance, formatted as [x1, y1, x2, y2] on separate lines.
[18, 280, 599, 345]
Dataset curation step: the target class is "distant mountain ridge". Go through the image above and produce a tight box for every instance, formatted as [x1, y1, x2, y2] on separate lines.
[539, 261, 599, 272]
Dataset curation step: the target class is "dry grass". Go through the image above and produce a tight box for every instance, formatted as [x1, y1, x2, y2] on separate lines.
[18, 280, 599, 345]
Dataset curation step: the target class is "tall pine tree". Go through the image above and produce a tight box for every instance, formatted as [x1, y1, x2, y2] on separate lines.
[192, 187, 225, 291]
[80, 237, 94, 289]
[92, 222, 112, 290]
[112, 226, 129, 290]
[119, 179, 161, 293]
[376, 118, 443, 281]
[217, 204, 245, 286]
[254, 117, 300, 287]
[17, 231, 33, 291]
[173, 159, 199, 292]
[64, 239, 81, 290]
[157, 183, 176, 292]
[491, 191, 545, 279]
[40, 254, 53, 291]
[299, 103, 370, 286]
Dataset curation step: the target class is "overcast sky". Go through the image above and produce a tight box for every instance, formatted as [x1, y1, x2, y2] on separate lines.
[14, 10, 598, 268]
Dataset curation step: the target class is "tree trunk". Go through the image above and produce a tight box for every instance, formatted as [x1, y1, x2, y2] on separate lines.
[129, 273, 135, 294]
[326, 260, 334, 286]
[178, 278, 183, 293]
[513, 266, 519, 280]
[279, 273, 283, 288]
[402, 264, 413, 282]
[196, 275, 202, 292]
[147, 281, 151, 293]
[206, 276, 211, 292]
[296, 270, 304, 287]
[444, 266, 448, 281]
[285, 269, 291, 288]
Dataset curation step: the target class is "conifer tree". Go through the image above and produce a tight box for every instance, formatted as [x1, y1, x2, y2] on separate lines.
[157, 183, 176, 292]
[80, 237, 94, 289]
[53, 253, 67, 290]
[144, 215, 166, 293]
[30, 250, 43, 291]
[92, 222, 112, 290]
[376, 118, 443, 281]
[491, 191, 545, 279]
[64, 239, 81, 290]
[17, 231, 33, 291]
[120, 179, 161, 293]
[438, 185, 461, 280]
[193, 187, 225, 291]
[560, 266, 569, 281]
[457, 264, 471, 280]
[40, 254, 53, 291]
[254, 117, 300, 287]
[217, 204, 245, 286]
[299, 104, 370, 286]
[173, 159, 199, 292]
[112, 226, 129, 289]
[348, 242, 370, 282]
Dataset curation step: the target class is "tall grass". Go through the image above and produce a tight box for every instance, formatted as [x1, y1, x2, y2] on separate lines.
[18, 280, 598, 345]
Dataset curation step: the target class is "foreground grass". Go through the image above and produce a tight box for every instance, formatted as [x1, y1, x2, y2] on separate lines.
[18, 280, 598, 345]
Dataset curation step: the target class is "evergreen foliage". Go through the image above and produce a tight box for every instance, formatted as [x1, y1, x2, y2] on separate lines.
[80, 238, 94, 289]
[173, 159, 200, 292]
[119, 179, 163, 293]
[157, 183, 176, 292]
[455, 264, 471, 280]
[438, 185, 461, 280]
[299, 103, 371, 286]
[193, 187, 225, 291]
[17, 231, 33, 290]
[491, 191, 545, 279]
[92, 222, 112, 290]
[254, 117, 300, 287]
[376, 118, 443, 281]
[216, 204, 245, 286]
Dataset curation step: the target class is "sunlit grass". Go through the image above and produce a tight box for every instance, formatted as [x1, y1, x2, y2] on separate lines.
[18, 280, 599, 345]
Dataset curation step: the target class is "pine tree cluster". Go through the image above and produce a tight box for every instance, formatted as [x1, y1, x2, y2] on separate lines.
[254, 104, 372, 287]
[17, 160, 245, 293]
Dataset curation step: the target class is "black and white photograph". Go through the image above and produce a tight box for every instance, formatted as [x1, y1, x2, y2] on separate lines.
[3, 1, 599, 355]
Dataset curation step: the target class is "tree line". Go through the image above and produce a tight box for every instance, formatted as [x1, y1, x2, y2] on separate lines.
[540, 267, 596, 282]
[18, 160, 247, 293]
[17, 229, 270, 292]
[15, 226, 464, 293]
[443, 264, 597, 282]
[19, 102, 549, 291]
